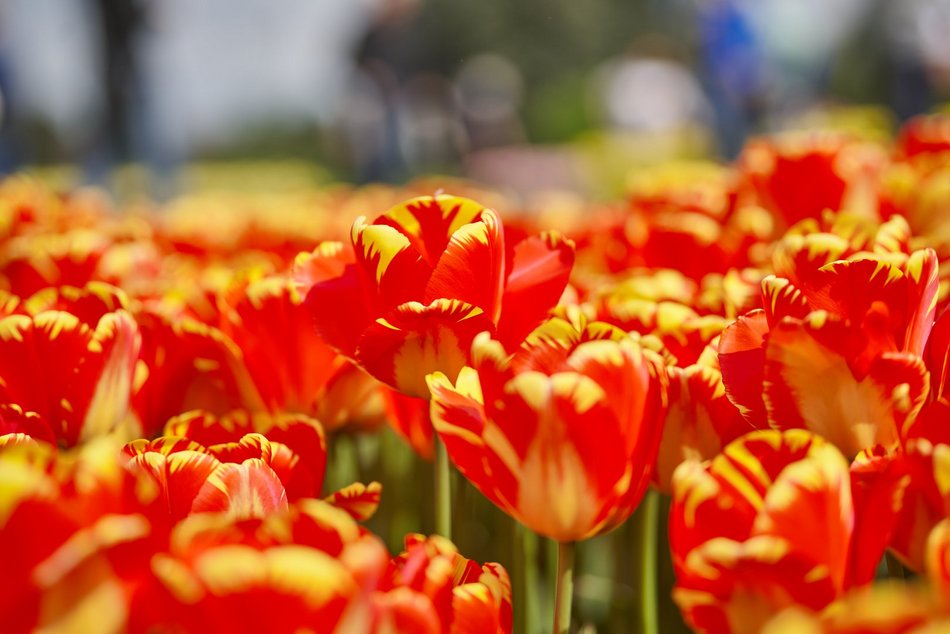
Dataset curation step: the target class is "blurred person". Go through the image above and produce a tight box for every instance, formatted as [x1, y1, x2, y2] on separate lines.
[695, 0, 765, 157]
[339, 0, 423, 182]
[0, 37, 17, 173]
[883, 0, 950, 118]
[743, 0, 871, 125]
[87, 0, 147, 184]
[397, 72, 465, 175]
[0, 1, 103, 168]
[454, 53, 526, 151]
[338, 60, 402, 183]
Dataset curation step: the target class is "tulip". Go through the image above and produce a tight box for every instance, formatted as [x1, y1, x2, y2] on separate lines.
[0, 282, 141, 445]
[375, 534, 512, 634]
[0, 436, 161, 633]
[669, 429, 908, 634]
[428, 315, 667, 632]
[736, 131, 887, 229]
[719, 249, 938, 458]
[139, 498, 391, 634]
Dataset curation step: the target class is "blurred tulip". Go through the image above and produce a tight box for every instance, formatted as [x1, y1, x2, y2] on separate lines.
[670, 429, 908, 634]
[218, 277, 389, 433]
[163, 409, 328, 499]
[654, 359, 750, 491]
[0, 436, 161, 633]
[130, 299, 249, 437]
[761, 581, 945, 634]
[374, 534, 512, 634]
[852, 439, 950, 573]
[124, 433, 293, 520]
[0, 282, 141, 445]
[138, 499, 391, 634]
[736, 132, 887, 229]
[895, 113, 950, 159]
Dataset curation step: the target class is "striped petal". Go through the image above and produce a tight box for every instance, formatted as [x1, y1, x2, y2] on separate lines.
[351, 215, 430, 311]
[425, 209, 506, 324]
[304, 260, 372, 359]
[220, 277, 342, 416]
[655, 364, 750, 491]
[0, 308, 140, 446]
[357, 299, 493, 398]
[902, 248, 940, 356]
[925, 308, 950, 402]
[127, 449, 219, 522]
[428, 368, 500, 508]
[207, 432, 315, 501]
[375, 195, 488, 266]
[382, 389, 435, 459]
[171, 410, 327, 496]
[760, 275, 809, 327]
[764, 313, 929, 457]
[324, 481, 382, 522]
[718, 309, 770, 426]
[150, 544, 359, 633]
[192, 458, 289, 519]
[495, 232, 575, 347]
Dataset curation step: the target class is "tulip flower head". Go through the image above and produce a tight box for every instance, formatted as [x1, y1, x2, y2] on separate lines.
[427, 316, 668, 542]
[302, 194, 574, 398]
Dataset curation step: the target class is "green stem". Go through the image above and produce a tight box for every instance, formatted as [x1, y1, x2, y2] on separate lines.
[553, 540, 575, 634]
[434, 436, 452, 538]
[516, 523, 541, 634]
[639, 489, 660, 634]
[326, 433, 359, 495]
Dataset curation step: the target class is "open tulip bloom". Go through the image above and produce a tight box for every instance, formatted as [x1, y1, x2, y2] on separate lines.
[301, 194, 575, 399]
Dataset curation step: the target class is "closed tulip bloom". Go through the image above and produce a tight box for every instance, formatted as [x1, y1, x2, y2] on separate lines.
[427, 316, 667, 542]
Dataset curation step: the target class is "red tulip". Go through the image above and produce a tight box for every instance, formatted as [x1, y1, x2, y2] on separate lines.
[0, 283, 140, 445]
[428, 315, 667, 542]
[670, 429, 907, 634]
[300, 194, 574, 398]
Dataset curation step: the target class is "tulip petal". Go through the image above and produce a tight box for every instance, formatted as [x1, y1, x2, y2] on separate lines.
[764, 313, 929, 455]
[425, 209, 506, 324]
[357, 299, 493, 398]
[192, 458, 289, 519]
[718, 309, 770, 425]
[375, 195, 487, 266]
[324, 481, 382, 522]
[495, 232, 575, 347]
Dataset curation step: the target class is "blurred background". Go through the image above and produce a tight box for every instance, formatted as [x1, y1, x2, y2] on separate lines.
[1, 0, 950, 198]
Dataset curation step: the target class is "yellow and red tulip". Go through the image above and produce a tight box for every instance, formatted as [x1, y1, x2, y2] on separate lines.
[670, 429, 908, 634]
[428, 315, 667, 542]
[718, 248, 938, 457]
[301, 194, 574, 398]
[0, 282, 141, 445]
